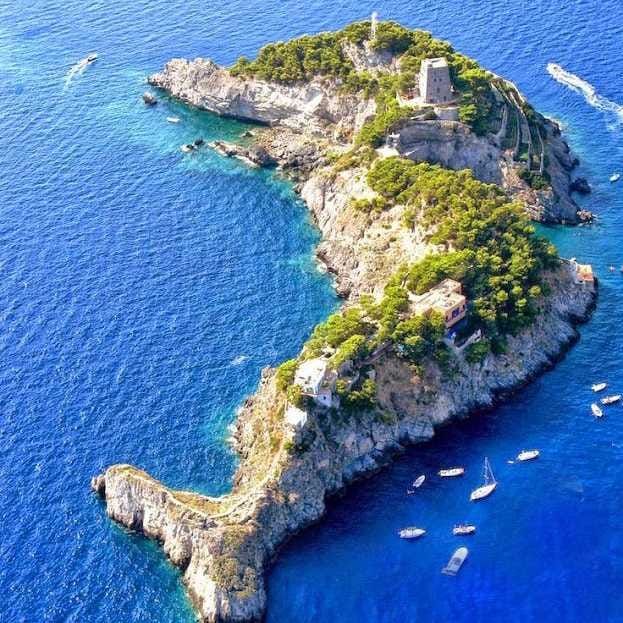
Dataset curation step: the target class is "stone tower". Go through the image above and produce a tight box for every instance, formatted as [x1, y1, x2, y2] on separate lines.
[419, 57, 454, 105]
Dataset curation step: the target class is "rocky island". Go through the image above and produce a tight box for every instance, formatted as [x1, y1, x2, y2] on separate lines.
[92, 20, 596, 622]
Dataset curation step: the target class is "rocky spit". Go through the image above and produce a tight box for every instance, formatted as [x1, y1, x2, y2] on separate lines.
[93, 39, 597, 622]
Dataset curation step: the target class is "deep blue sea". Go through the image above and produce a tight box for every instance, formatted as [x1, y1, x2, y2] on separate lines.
[1, 1, 622, 621]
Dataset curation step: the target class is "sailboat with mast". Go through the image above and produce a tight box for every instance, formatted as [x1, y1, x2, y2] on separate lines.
[470, 457, 497, 501]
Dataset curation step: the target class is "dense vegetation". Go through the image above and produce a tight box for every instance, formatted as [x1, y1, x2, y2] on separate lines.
[366, 157, 558, 342]
[230, 20, 497, 137]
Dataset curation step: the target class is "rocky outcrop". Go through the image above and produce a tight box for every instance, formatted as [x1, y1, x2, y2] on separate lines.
[148, 58, 375, 139]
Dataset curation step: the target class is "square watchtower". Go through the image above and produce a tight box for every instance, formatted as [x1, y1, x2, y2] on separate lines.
[419, 57, 454, 105]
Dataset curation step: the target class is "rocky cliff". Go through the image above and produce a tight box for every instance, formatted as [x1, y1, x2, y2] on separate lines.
[93, 26, 597, 623]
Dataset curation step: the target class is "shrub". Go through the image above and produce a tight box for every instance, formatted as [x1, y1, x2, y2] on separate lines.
[465, 339, 491, 364]
[276, 359, 298, 391]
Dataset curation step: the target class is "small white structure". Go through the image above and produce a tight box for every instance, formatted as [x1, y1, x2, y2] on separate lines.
[370, 11, 378, 41]
[419, 57, 454, 105]
[285, 404, 308, 428]
[294, 358, 335, 408]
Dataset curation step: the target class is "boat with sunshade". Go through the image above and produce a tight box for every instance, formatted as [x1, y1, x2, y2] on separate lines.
[601, 394, 621, 405]
[470, 457, 496, 501]
[438, 467, 464, 478]
[442, 547, 469, 575]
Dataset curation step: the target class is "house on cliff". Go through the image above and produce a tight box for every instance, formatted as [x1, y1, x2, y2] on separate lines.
[294, 358, 336, 408]
[409, 279, 467, 329]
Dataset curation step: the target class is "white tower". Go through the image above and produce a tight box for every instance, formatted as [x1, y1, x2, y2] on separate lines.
[371, 12, 378, 41]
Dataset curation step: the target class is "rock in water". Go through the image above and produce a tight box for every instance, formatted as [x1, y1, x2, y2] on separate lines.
[142, 91, 157, 106]
[570, 177, 591, 194]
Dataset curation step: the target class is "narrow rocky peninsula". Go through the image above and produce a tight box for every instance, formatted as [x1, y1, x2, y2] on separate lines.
[93, 21, 596, 622]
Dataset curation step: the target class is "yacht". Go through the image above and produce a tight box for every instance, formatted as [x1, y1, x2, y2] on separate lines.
[399, 527, 426, 539]
[600, 394, 621, 405]
[470, 457, 497, 501]
[438, 467, 464, 477]
[516, 449, 539, 462]
[453, 524, 476, 536]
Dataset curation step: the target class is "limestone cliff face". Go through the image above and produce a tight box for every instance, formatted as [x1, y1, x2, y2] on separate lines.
[147, 51, 584, 223]
[148, 58, 375, 138]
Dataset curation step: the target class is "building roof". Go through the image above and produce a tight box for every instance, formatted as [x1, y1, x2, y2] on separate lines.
[294, 358, 329, 394]
[410, 279, 465, 314]
[421, 57, 449, 70]
[285, 405, 308, 427]
[576, 263, 594, 282]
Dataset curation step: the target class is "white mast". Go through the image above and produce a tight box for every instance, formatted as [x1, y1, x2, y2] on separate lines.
[371, 11, 378, 41]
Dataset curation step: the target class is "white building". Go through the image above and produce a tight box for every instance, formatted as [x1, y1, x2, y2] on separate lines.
[294, 358, 336, 408]
[419, 57, 454, 105]
[284, 404, 308, 428]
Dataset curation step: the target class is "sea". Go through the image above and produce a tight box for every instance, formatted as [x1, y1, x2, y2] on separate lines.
[1, 1, 622, 621]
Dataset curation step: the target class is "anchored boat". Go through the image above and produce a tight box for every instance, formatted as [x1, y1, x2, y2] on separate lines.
[601, 394, 621, 405]
[516, 449, 540, 462]
[438, 467, 464, 477]
[610, 173, 620, 183]
[453, 524, 476, 536]
[406, 474, 426, 494]
[591, 382, 607, 392]
[591, 403, 604, 418]
[442, 547, 469, 575]
[470, 457, 497, 501]
[399, 527, 426, 539]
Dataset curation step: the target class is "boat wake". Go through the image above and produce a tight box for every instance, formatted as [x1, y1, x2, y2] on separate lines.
[547, 63, 623, 123]
[64, 55, 96, 89]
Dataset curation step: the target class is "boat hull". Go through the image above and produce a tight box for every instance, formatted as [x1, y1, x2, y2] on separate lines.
[470, 482, 496, 501]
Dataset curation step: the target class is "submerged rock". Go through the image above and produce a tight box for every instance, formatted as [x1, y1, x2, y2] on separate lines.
[570, 177, 592, 194]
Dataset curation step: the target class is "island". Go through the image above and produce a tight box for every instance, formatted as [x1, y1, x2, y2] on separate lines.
[91, 20, 596, 623]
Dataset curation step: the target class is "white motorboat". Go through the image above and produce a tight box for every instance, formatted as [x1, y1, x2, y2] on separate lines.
[600, 394, 621, 405]
[610, 173, 621, 183]
[591, 403, 603, 418]
[442, 546, 469, 575]
[470, 457, 497, 501]
[516, 449, 540, 462]
[438, 467, 464, 478]
[86, 53, 98, 63]
[167, 116, 181, 123]
[591, 382, 607, 392]
[413, 474, 425, 488]
[453, 524, 476, 536]
[399, 527, 426, 539]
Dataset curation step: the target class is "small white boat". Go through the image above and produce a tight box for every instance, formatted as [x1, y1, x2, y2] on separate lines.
[600, 394, 621, 405]
[591, 403, 603, 418]
[516, 449, 540, 462]
[610, 173, 620, 183]
[591, 382, 607, 392]
[180, 143, 195, 153]
[399, 527, 426, 539]
[453, 524, 476, 536]
[438, 467, 464, 478]
[442, 546, 469, 575]
[470, 457, 497, 501]
[413, 474, 425, 488]
[86, 53, 98, 63]
[167, 116, 181, 124]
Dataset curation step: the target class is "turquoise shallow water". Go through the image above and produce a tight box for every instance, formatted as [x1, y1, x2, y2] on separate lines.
[1, 1, 623, 621]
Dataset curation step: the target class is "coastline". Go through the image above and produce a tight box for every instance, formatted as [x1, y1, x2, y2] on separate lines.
[92, 25, 597, 623]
